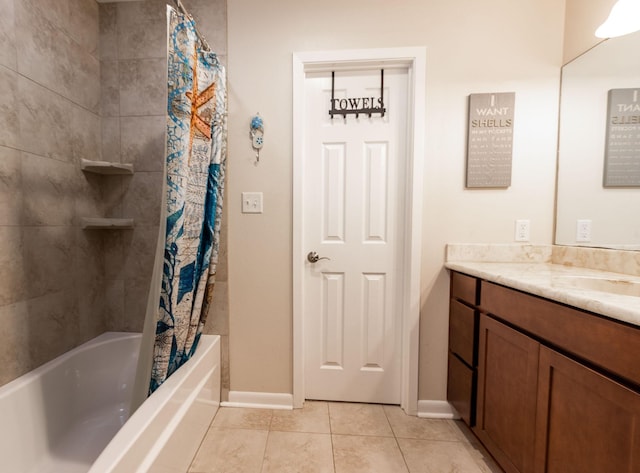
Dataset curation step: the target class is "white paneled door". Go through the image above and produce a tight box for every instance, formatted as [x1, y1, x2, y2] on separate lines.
[303, 68, 408, 404]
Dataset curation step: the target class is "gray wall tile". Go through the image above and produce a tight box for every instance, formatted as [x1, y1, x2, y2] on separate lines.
[102, 116, 121, 162]
[216, 204, 228, 281]
[123, 277, 152, 332]
[0, 0, 17, 70]
[0, 301, 30, 385]
[120, 115, 165, 171]
[22, 226, 76, 300]
[0, 146, 22, 226]
[68, 0, 100, 57]
[121, 171, 163, 226]
[101, 177, 126, 218]
[76, 277, 107, 340]
[119, 58, 167, 116]
[72, 227, 105, 287]
[104, 278, 125, 331]
[123, 224, 159, 281]
[76, 171, 109, 224]
[103, 231, 126, 280]
[0, 226, 27, 306]
[15, 1, 100, 113]
[26, 290, 81, 369]
[220, 334, 229, 394]
[101, 60, 120, 117]
[18, 77, 101, 163]
[21, 153, 76, 226]
[0, 65, 20, 149]
[21, 0, 69, 36]
[117, 0, 167, 60]
[204, 280, 228, 335]
[68, 103, 102, 162]
[99, 3, 118, 61]
[189, 0, 227, 56]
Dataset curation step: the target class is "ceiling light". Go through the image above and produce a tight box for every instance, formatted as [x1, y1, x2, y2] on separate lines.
[596, 0, 640, 38]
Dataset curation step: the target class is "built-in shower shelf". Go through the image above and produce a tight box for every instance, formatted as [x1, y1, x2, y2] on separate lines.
[81, 218, 134, 230]
[81, 159, 134, 175]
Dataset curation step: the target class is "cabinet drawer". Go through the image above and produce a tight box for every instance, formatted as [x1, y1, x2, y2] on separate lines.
[451, 272, 478, 305]
[481, 281, 640, 386]
[449, 299, 478, 366]
[447, 353, 475, 426]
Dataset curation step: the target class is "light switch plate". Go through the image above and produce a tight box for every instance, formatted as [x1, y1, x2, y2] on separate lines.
[242, 192, 263, 214]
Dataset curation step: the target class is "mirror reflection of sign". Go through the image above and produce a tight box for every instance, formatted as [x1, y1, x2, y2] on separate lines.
[604, 88, 640, 187]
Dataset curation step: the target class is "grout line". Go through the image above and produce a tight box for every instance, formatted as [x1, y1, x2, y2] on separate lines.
[382, 406, 412, 472]
[14, 69, 101, 117]
[267, 407, 275, 431]
[185, 407, 220, 473]
[259, 429, 271, 473]
[326, 402, 338, 472]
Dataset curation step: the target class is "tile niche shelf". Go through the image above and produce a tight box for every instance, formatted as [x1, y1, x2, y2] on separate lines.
[80, 159, 134, 230]
[81, 218, 134, 230]
[80, 159, 134, 175]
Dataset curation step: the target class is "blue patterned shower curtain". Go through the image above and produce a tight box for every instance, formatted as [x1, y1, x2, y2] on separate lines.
[149, 6, 227, 394]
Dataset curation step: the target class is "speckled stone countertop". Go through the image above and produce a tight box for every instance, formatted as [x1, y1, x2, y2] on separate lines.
[445, 245, 640, 328]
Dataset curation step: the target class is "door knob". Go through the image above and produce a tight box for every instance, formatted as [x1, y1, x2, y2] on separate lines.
[307, 251, 330, 263]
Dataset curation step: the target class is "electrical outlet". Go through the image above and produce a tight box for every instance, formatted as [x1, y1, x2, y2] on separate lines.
[241, 192, 263, 214]
[576, 219, 592, 242]
[514, 219, 530, 242]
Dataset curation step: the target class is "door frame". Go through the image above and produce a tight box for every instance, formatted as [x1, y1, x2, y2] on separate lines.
[292, 47, 426, 414]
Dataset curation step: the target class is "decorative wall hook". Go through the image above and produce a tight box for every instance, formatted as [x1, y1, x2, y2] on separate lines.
[250, 114, 264, 162]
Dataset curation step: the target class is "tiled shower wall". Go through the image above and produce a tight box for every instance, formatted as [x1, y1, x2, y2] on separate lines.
[0, 0, 105, 386]
[0, 0, 229, 394]
[98, 0, 230, 397]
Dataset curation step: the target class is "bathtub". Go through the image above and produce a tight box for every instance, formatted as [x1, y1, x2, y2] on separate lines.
[0, 332, 220, 473]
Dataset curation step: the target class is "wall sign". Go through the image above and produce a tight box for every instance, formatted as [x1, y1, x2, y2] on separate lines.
[603, 88, 640, 187]
[329, 70, 386, 119]
[466, 92, 515, 188]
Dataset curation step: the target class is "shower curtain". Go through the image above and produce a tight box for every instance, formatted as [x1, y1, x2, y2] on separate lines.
[133, 5, 227, 403]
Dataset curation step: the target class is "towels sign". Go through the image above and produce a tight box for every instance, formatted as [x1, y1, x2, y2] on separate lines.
[329, 70, 386, 119]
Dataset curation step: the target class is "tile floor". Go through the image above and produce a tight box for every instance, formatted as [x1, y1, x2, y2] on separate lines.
[188, 402, 503, 473]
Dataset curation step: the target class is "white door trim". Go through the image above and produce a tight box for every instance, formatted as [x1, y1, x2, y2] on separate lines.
[292, 47, 425, 415]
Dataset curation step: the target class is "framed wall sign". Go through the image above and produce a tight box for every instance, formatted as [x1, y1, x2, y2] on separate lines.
[603, 88, 640, 187]
[466, 92, 515, 188]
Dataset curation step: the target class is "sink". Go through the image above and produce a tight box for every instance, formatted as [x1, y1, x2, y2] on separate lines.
[551, 275, 640, 297]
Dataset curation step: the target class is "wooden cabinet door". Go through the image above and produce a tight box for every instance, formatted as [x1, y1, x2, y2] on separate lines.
[475, 315, 539, 473]
[534, 346, 640, 473]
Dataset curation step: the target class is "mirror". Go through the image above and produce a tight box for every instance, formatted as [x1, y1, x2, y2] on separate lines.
[555, 30, 640, 250]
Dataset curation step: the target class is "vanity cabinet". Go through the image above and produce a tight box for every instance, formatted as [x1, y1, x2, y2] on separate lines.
[448, 271, 640, 473]
[534, 346, 640, 473]
[475, 314, 539, 473]
[447, 272, 479, 426]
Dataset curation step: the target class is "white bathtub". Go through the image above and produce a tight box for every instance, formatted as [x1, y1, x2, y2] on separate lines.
[0, 332, 220, 473]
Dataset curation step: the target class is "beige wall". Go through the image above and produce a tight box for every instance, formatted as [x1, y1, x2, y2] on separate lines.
[563, 0, 617, 63]
[227, 0, 565, 401]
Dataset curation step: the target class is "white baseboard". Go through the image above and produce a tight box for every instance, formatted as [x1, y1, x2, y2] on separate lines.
[221, 391, 294, 410]
[417, 400, 459, 419]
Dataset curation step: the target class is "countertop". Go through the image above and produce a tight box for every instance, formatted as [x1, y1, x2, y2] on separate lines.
[444, 261, 640, 328]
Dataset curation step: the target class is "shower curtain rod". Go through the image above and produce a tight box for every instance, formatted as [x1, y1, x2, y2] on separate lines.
[173, 0, 211, 51]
